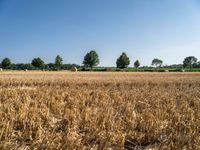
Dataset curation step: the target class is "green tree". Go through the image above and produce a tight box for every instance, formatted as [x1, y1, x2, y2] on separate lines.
[183, 56, 197, 71]
[152, 58, 163, 68]
[83, 50, 99, 68]
[134, 60, 140, 70]
[194, 61, 200, 68]
[116, 52, 130, 68]
[55, 55, 63, 69]
[1, 58, 11, 69]
[31, 57, 44, 68]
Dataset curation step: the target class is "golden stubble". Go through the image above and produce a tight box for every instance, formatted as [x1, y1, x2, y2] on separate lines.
[0, 72, 200, 150]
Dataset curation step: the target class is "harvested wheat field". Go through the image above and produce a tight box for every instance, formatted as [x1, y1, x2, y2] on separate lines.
[0, 72, 200, 150]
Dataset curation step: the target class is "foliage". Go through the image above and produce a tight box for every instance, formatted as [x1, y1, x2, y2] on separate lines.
[12, 63, 36, 70]
[55, 55, 63, 69]
[116, 52, 130, 68]
[183, 56, 198, 70]
[152, 58, 163, 68]
[1, 54, 200, 71]
[31, 58, 45, 68]
[79, 67, 200, 72]
[83, 50, 99, 68]
[134, 60, 140, 68]
[193, 61, 200, 68]
[1, 58, 11, 69]
[163, 64, 183, 68]
[61, 64, 80, 70]
[80, 67, 107, 71]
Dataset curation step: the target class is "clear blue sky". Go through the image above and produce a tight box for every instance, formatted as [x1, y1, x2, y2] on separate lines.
[0, 0, 200, 66]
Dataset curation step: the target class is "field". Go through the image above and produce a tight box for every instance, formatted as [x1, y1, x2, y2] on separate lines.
[0, 72, 200, 150]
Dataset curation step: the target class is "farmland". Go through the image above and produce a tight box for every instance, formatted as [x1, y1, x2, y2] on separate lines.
[0, 72, 200, 149]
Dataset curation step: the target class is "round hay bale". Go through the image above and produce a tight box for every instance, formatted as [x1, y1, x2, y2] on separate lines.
[181, 69, 185, 72]
[0, 68, 3, 71]
[164, 70, 169, 72]
[24, 69, 28, 72]
[106, 68, 112, 72]
[71, 67, 77, 72]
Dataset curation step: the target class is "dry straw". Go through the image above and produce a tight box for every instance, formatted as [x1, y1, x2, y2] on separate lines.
[0, 72, 199, 149]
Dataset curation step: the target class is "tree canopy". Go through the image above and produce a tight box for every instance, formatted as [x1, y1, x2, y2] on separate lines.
[55, 55, 63, 69]
[1, 58, 11, 69]
[31, 58, 45, 68]
[134, 60, 140, 69]
[116, 52, 130, 68]
[183, 56, 197, 70]
[83, 50, 99, 68]
[152, 58, 163, 68]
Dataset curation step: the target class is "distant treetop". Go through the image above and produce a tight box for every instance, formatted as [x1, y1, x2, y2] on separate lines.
[83, 50, 99, 68]
[116, 52, 130, 68]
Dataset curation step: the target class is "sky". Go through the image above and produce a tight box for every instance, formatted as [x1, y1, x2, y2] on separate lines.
[0, 0, 200, 67]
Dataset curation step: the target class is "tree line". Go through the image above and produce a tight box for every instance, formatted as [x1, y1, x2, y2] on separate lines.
[83, 51, 200, 70]
[0, 50, 200, 70]
[0, 55, 80, 70]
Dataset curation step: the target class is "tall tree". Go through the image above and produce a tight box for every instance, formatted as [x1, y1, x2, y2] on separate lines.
[55, 55, 63, 69]
[83, 50, 99, 68]
[134, 60, 140, 69]
[183, 56, 197, 71]
[116, 52, 130, 68]
[1, 58, 11, 69]
[152, 58, 163, 68]
[31, 58, 44, 68]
